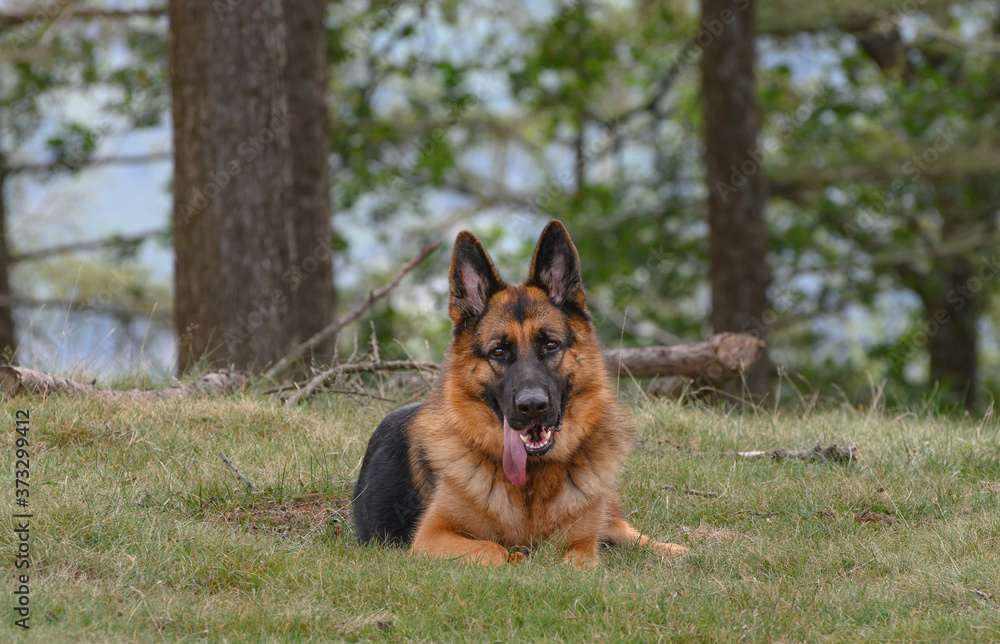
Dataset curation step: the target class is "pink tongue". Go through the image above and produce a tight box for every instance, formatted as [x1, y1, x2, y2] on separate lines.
[502, 417, 527, 485]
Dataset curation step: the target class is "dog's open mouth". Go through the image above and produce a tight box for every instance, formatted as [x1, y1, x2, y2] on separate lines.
[518, 421, 559, 455]
[502, 416, 561, 486]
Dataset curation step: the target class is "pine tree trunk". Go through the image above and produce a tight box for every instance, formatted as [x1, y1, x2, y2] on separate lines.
[0, 162, 16, 362]
[284, 0, 336, 356]
[926, 259, 979, 409]
[700, 0, 771, 398]
[170, 0, 334, 373]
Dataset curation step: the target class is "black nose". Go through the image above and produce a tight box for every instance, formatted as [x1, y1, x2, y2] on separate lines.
[515, 388, 549, 418]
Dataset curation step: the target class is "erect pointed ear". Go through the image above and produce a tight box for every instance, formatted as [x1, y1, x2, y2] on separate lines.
[449, 231, 506, 325]
[527, 220, 585, 309]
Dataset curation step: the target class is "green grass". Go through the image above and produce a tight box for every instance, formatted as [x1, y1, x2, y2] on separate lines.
[1, 392, 998, 642]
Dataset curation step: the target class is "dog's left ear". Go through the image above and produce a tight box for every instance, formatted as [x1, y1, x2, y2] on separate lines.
[527, 220, 585, 309]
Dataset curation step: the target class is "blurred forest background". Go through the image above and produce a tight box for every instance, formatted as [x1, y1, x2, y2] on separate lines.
[0, 0, 998, 413]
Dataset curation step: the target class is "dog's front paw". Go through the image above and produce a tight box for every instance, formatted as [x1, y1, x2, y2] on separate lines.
[467, 540, 512, 567]
[650, 541, 689, 556]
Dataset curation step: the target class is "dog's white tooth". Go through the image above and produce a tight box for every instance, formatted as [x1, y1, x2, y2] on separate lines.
[542, 430, 552, 441]
[520, 434, 530, 444]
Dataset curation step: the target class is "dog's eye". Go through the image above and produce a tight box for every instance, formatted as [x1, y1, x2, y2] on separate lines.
[544, 340, 560, 352]
[490, 347, 506, 359]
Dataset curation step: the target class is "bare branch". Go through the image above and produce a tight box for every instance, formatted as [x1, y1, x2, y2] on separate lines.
[5, 152, 172, 175]
[758, 0, 954, 37]
[281, 359, 439, 406]
[10, 227, 167, 263]
[0, 295, 171, 321]
[263, 242, 441, 379]
[662, 484, 724, 498]
[219, 452, 261, 493]
[0, 7, 166, 36]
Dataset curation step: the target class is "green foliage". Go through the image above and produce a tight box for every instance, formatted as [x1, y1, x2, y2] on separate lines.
[327, 0, 707, 356]
[7, 1, 1000, 408]
[0, 12, 172, 358]
[45, 123, 99, 170]
[1, 15, 168, 151]
[763, 16, 1000, 408]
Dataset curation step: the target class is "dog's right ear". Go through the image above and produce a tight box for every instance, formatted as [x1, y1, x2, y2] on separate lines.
[449, 231, 505, 325]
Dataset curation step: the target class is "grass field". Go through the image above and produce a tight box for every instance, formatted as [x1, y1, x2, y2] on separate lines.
[1, 389, 998, 642]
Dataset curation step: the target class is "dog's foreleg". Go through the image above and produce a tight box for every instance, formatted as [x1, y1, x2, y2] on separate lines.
[410, 503, 511, 566]
[602, 500, 689, 556]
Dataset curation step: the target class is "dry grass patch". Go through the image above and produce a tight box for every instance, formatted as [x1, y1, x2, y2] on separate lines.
[208, 494, 351, 536]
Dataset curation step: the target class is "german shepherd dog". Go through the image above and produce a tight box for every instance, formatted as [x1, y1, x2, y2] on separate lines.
[352, 220, 687, 566]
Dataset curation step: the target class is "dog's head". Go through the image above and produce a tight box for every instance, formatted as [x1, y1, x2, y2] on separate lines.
[446, 220, 600, 484]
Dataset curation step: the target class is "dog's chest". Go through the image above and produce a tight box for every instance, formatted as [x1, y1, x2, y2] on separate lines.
[471, 461, 602, 544]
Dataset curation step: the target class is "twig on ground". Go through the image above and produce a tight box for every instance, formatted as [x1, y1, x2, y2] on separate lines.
[262, 360, 437, 396]
[640, 441, 859, 465]
[263, 242, 440, 380]
[971, 589, 996, 602]
[316, 387, 392, 401]
[727, 444, 859, 463]
[636, 438, 688, 451]
[735, 510, 782, 518]
[663, 484, 725, 498]
[219, 452, 261, 493]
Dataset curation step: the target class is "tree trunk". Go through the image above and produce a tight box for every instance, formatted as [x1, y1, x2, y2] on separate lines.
[925, 258, 979, 409]
[284, 0, 335, 356]
[0, 159, 16, 362]
[170, 0, 333, 374]
[700, 0, 771, 399]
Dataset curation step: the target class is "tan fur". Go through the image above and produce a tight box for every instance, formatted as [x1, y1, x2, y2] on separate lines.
[407, 225, 688, 566]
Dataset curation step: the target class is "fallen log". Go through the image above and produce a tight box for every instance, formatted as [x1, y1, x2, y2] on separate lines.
[0, 333, 763, 401]
[279, 333, 762, 405]
[0, 366, 247, 399]
[604, 332, 764, 383]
